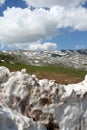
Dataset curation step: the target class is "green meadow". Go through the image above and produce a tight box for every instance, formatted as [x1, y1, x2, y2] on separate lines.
[0, 62, 87, 84]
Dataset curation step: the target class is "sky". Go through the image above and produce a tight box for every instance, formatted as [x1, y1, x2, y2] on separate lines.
[0, 0, 87, 51]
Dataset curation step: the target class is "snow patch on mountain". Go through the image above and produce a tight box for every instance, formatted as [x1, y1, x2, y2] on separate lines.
[1, 50, 87, 70]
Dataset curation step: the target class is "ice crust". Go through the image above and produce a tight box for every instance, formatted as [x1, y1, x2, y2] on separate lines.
[0, 66, 87, 130]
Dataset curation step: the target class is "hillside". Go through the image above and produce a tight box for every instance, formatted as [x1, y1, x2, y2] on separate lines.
[0, 50, 87, 84]
[0, 49, 87, 70]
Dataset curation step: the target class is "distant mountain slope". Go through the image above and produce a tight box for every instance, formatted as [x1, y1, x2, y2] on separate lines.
[0, 49, 87, 70]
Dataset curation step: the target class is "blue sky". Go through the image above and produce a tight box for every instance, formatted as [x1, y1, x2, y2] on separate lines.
[0, 0, 87, 50]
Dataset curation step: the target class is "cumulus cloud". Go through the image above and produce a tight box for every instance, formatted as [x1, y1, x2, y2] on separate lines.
[0, 0, 5, 6]
[0, 7, 58, 44]
[0, 6, 87, 45]
[27, 42, 57, 51]
[24, 0, 86, 8]
[0, 42, 57, 51]
[0, 0, 87, 51]
[52, 6, 87, 31]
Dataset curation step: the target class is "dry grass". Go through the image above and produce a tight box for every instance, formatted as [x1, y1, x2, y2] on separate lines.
[33, 71, 84, 84]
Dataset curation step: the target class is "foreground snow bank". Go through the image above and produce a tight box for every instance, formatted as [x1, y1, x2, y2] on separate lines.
[0, 66, 87, 130]
[0, 102, 46, 130]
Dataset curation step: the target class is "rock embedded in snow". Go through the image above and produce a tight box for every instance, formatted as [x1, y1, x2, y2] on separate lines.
[0, 66, 87, 130]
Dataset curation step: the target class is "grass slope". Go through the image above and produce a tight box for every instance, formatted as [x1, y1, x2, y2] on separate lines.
[0, 62, 87, 84]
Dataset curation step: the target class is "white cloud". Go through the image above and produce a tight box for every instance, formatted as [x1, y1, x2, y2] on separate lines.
[52, 6, 87, 31]
[0, 0, 5, 6]
[0, 7, 58, 44]
[27, 42, 57, 51]
[0, 6, 87, 44]
[0, 42, 57, 51]
[0, 1, 87, 50]
[24, 0, 86, 8]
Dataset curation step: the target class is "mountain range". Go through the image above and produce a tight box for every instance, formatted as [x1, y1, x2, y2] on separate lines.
[0, 49, 87, 70]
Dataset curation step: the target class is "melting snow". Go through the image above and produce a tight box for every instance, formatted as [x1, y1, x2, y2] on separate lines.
[0, 66, 87, 130]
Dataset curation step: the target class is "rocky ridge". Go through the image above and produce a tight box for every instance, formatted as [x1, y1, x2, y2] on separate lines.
[0, 66, 87, 130]
[1, 49, 87, 70]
